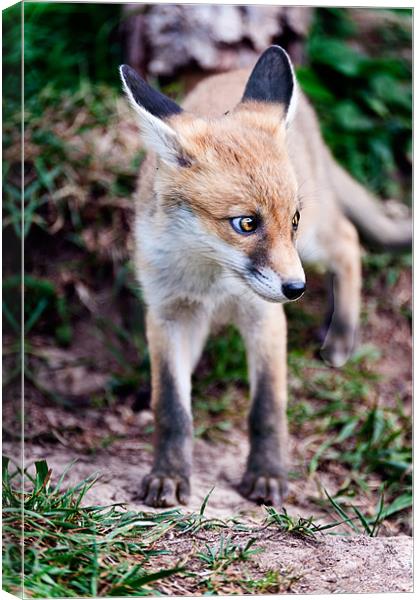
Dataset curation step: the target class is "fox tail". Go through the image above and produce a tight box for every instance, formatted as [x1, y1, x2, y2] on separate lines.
[328, 151, 411, 250]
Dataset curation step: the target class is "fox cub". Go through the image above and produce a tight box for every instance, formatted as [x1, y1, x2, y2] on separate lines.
[120, 46, 411, 508]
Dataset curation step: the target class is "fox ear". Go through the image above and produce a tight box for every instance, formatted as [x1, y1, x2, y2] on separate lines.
[119, 64, 191, 167]
[241, 46, 297, 125]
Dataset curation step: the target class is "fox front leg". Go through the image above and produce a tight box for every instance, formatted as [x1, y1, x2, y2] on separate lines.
[141, 315, 192, 507]
[140, 358, 192, 507]
[140, 311, 208, 507]
[237, 303, 289, 506]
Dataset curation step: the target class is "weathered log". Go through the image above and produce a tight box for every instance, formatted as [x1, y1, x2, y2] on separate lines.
[121, 4, 313, 79]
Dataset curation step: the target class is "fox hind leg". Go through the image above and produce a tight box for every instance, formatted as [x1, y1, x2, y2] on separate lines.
[319, 217, 362, 367]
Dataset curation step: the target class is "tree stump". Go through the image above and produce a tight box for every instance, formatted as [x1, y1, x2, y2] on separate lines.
[121, 3, 313, 86]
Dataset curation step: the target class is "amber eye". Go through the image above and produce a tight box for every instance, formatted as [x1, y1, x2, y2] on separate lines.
[230, 216, 258, 235]
[292, 210, 300, 231]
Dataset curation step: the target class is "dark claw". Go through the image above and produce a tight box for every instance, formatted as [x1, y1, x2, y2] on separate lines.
[239, 473, 288, 506]
[139, 473, 190, 507]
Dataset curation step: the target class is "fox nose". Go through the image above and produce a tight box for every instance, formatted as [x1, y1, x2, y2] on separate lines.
[282, 280, 306, 300]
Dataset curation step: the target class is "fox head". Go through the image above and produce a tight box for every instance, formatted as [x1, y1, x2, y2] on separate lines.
[120, 46, 305, 303]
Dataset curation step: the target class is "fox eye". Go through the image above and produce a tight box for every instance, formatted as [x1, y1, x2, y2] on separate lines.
[292, 210, 300, 231]
[230, 216, 258, 235]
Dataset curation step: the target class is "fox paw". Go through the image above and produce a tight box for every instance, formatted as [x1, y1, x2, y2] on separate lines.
[320, 322, 358, 368]
[321, 332, 355, 368]
[239, 473, 288, 506]
[139, 473, 190, 507]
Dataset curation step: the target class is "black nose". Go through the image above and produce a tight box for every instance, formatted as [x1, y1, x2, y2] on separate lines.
[282, 280, 306, 300]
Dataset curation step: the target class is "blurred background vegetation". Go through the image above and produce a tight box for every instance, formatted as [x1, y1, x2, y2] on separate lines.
[2, 1, 412, 567]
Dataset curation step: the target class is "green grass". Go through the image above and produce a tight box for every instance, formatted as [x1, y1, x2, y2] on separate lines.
[286, 345, 412, 523]
[197, 535, 261, 571]
[238, 567, 303, 594]
[323, 488, 386, 537]
[363, 251, 412, 291]
[3, 458, 405, 597]
[264, 506, 340, 538]
[2, 459, 223, 597]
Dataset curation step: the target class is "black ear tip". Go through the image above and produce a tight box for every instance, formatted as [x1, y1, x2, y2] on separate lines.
[261, 45, 291, 65]
[273, 45, 287, 52]
[266, 45, 286, 54]
[119, 64, 128, 80]
[119, 63, 183, 119]
[241, 44, 295, 109]
[120, 64, 136, 80]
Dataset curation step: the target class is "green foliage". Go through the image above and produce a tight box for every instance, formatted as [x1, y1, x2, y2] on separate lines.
[299, 8, 412, 200]
[95, 307, 150, 399]
[0, 459, 287, 596]
[339, 405, 411, 480]
[363, 251, 412, 291]
[4, 81, 143, 240]
[238, 568, 302, 594]
[286, 344, 412, 532]
[23, 2, 123, 101]
[197, 535, 260, 571]
[324, 488, 386, 537]
[3, 274, 72, 345]
[201, 327, 247, 384]
[264, 506, 335, 538]
[3, 82, 144, 374]
[2, 3, 22, 117]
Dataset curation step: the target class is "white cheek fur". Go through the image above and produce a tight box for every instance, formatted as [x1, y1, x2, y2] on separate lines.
[135, 205, 250, 305]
